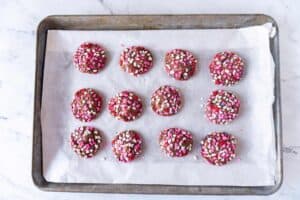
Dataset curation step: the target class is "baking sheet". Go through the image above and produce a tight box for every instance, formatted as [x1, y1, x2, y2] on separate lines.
[41, 23, 276, 186]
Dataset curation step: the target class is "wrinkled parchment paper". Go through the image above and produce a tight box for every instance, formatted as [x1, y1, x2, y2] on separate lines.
[41, 24, 276, 186]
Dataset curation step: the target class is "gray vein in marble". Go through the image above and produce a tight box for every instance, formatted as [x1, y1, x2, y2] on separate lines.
[9, 131, 31, 142]
[288, 33, 299, 44]
[0, 28, 35, 36]
[0, 174, 19, 188]
[0, 115, 8, 120]
[281, 75, 300, 82]
[13, 0, 41, 27]
[0, 52, 20, 63]
[0, 174, 35, 200]
[97, 0, 114, 15]
[283, 146, 300, 155]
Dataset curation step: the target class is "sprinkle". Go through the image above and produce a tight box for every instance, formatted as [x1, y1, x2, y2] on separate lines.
[165, 49, 198, 81]
[71, 88, 102, 122]
[205, 90, 240, 125]
[119, 46, 153, 76]
[209, 51, 244, 86]
[151, 85, 182, 116]
[112, 130, 143, 162]
[200, 132, 237, 166]
[73, 42, 107, 74]
[159, 128, 193, 157]
[108, 91, 143, 122]
[70, 126, 103, 158]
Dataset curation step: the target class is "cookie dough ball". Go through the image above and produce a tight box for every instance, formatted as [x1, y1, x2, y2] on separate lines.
[205, 90, 240, 125]
[119, 46, 153, 76]
[71, 88, 102, 122]
[209, 51, 245, 86]
[151, 85, 182, 116]
[112, 130, 143, 162]
[108, 91, 143, 122]
[200, 132, 237, 166]
[70, 126, 103, 158]
[73, 42, 107, 74]
[159, 128, 193, 157]
[165, 49, 197, 80]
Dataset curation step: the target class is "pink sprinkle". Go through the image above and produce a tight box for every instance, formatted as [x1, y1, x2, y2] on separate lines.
[205, 89, 240, 125]
[200, 132, 237, 166]
[209, 51, 244, 86]
[165, 49, 198, 81]
[159, 128, 193, 157]
[71, 88, 102, 122]
[119, 46, 153, 76]
[108, 91, 143, 122]
[151, 85, 182, 116]
[112, 130, 143, 162]
[73, 42, 107, 74]
[70, 126, 103, 158]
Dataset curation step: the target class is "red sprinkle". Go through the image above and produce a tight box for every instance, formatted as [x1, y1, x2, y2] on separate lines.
[70, 126, 103, 158]
[200, 132, 237, 166]
[165, 49, 197, 80]
[71, 88, 102, 122]
[108, 91, 143, 122]
[112, 130, 143, 162]
[119, 46, 153, 76]
[151, 85, 182, 116]
[73, 42, 107, 74]
[205, 90, 240, 125]
[159, 128, 193, 157]
[209, 51, 244, 86]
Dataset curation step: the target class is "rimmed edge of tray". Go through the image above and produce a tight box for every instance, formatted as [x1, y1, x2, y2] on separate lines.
[32, 14, 282, 195]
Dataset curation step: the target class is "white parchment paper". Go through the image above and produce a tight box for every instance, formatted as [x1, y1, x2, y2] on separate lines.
[41, 24, 276, 186]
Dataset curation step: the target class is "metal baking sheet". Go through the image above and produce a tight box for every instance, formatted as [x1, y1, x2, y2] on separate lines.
[32, 15, 282, 195]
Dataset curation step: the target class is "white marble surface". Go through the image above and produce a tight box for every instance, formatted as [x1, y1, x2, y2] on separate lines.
[0, 0, 299, 199]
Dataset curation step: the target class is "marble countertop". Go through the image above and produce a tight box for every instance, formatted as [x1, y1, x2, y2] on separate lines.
[0, 0, 299, 199]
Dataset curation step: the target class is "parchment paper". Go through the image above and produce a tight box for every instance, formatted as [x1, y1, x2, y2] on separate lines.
[41, 24, 276, 186]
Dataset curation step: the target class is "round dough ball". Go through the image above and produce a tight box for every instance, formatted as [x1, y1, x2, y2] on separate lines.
[108, 91, 143, 122]
[71, 88, 102, 122]
[165, 49, 197, 80]
[200, 132, 237, 166]
[70, 126, 103, 158]
[205, 90, 240, 125]
[209, 51, 245, 86]
[151, 85, 182, 116]
[119, 46, 153, 76]
[73, 42, 107, 74]
[159, 128, 193, 157]
[112, 130, 143, 162]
